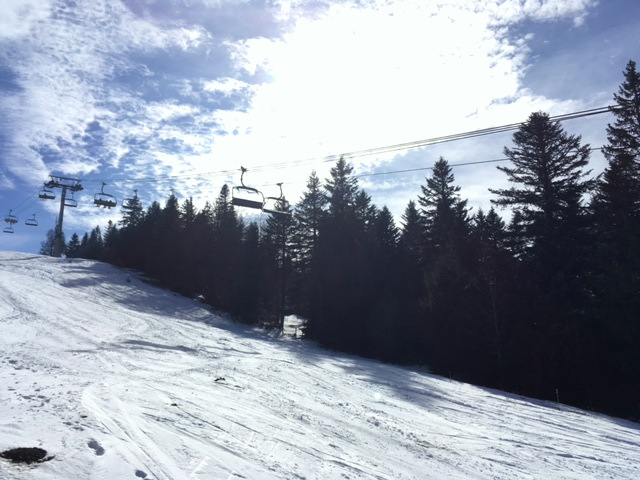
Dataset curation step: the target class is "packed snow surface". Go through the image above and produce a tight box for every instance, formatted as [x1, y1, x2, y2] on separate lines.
[0, 252, 639, 479]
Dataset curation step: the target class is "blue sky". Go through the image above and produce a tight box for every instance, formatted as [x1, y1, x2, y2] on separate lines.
[0, 0, 638, 254]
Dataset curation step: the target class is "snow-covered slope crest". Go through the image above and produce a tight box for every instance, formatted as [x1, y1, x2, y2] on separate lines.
[0, 252, 639, 480]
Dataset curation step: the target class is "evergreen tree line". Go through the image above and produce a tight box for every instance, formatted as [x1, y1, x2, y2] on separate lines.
[56, 61, 640, 419]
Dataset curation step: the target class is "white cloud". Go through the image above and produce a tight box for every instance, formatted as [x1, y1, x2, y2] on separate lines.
[1, 0, 604, 236]
[0, 0, 53, 40]
[482, 0, 596, 26]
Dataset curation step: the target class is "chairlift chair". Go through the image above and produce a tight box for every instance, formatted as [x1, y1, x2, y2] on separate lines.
[4, 210, 18, 225]
[262, 183, 291, 216]
[231, 167, 264, 210]
[64, 192, 78, 208]
[25, 214, 38, 227]
[38, 187, 56, 200]
[122, 190, 142, 210]
[3, 225, 14, 234]
[93, 182, 117, 209]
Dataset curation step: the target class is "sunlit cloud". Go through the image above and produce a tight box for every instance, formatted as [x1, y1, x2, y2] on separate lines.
[2, 0, 631, 252]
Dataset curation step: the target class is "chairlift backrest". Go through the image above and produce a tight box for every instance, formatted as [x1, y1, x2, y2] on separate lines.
[262, 183, 291, 216]
[65, 193, 78, 208]
[25, 214, 38, 227]
[231, 167, 264, 210]
[122, 190, 142, 210]
[94, 182, 117, 209]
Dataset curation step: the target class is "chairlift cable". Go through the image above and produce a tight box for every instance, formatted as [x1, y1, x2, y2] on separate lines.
[73, 105, 615, 187]
[2, 106, 614, 214]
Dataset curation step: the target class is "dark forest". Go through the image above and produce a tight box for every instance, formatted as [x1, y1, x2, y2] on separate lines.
[51, 61, 640, 420]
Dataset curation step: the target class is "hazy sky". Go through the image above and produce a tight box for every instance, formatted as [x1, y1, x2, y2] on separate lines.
[1, 0, 638, 253]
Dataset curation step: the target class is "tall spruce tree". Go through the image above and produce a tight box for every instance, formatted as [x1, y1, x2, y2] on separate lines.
[308, 157, 367, 352]
[66, 233, 81, 258]
[260, 196, 294, 328]
[237, 222, 261, 324]
[120, 192, 144, 228]
[418, 157, 470, 259]
[324, 156, 358, 218]
[489, 111, 593, 283]
[399, 200, 422, 260]
[593, 60, 640, 228]
[40, 227, 57, 256]
[209, 184, 244, 314]
[290, 171, 327, 318]
[418, 157, 473, 374]
[490, 111, 596, 409]
[587, 60, 640, 418]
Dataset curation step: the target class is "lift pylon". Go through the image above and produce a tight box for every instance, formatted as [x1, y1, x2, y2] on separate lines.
[39, 176, 84, 257]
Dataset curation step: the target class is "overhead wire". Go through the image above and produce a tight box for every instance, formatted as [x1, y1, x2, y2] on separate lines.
[74, 105, 615, 187]
[4, 105, 615, 218]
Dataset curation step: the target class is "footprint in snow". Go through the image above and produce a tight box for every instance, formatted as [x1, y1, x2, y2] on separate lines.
[87, 439, 105, 456]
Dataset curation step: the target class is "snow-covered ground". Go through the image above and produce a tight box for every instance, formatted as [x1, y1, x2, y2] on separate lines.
[0, 252, 638, 480]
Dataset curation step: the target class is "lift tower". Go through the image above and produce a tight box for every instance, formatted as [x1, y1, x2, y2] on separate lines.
[40, 176, 83, 257]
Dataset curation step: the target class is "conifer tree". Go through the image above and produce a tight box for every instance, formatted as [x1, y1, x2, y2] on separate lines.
[120, 192, 144, 228]
[324, 156, 358, 218]
[593, 60, 640, 226]
[101, 220, 119, 263]
[181, 197, 197, 227]
[78, 226, 103, 260]
[290, 171, 327, 318]
[418, 157, 470, 257]
[374, 206, 399, 255]
[418, 157, 473, 373]
[40, 227, 57, 257]
[399, 200, 422, 259]
[308, 157, 365, 351]
[66, 233, 81, 258]
[260, 196, 294, 328]
[489, 111, 596, 409]
[209, 184, 243, 313]
[236, 222, 261, 323]
[586, 60, 640, 417]
[489, 111, 593, 271]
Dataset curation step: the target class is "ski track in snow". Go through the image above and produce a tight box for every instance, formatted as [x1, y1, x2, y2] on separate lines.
[0, 252, 639, 479]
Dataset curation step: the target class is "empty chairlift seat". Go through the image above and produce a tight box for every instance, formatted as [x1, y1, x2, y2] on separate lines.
[262, 183, 290, 216]
[231, 167, 264, 210]
[122, 190, 142, 211]
[64, 192, 78, 208]
[25, 214, 38, 227]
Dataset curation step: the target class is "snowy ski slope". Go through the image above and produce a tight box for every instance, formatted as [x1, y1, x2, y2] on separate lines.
[0, 252, 638, 479]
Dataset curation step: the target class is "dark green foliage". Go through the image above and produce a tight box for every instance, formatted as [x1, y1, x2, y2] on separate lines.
[417, 158, 476, 376]
[63, 61, 640, 420]
[120, 192, 144, 228]
[585, 60, 640, 417]
[418, 157, 470, 257]
[39, 228, 57, 256]
[489, 112, 593, 278]
[259, 195, 294, 328]
[399, 200, 422, 259]
[76, 226, 102, 260]
[66, 233, 81, 258]
[290, 171, 327, 318]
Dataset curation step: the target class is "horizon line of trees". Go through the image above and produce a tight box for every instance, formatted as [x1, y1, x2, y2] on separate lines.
[43, 60, 640, 420]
